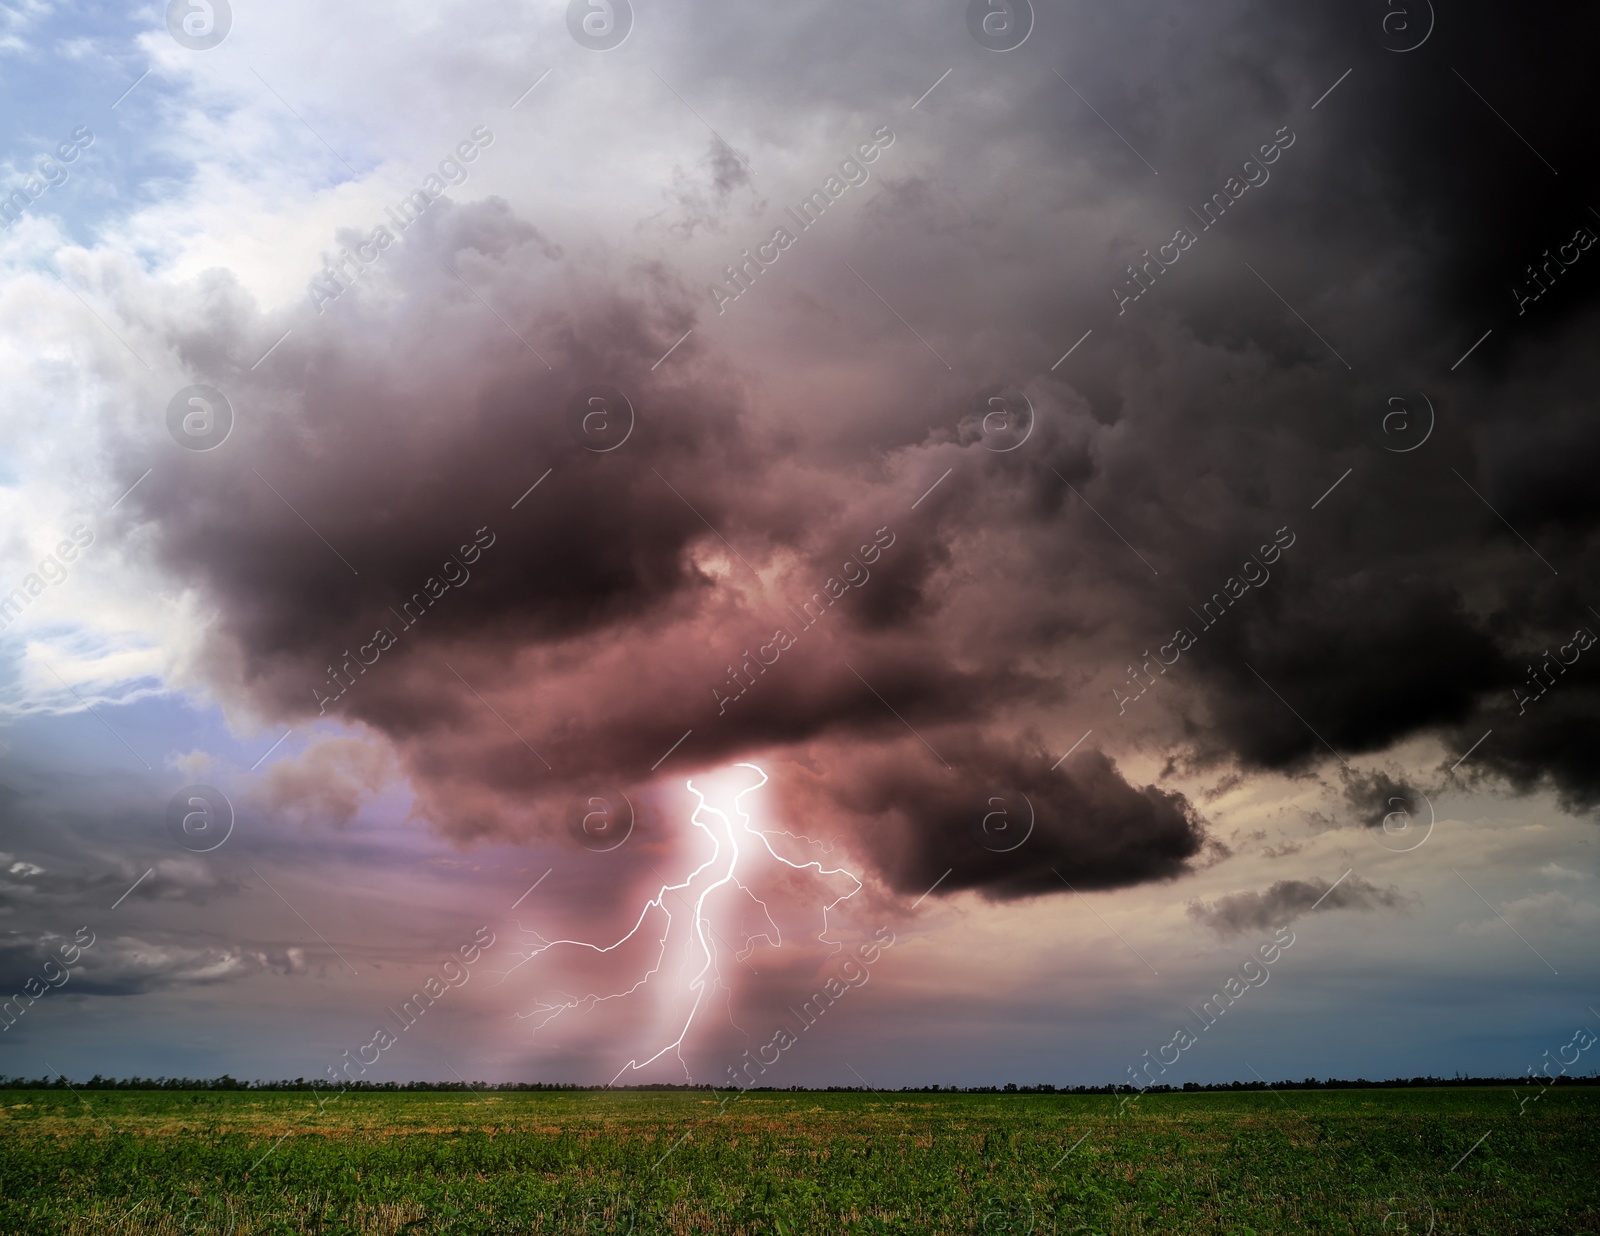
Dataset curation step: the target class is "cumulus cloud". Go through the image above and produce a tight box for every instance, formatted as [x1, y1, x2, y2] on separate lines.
[251, 736, 397, 828]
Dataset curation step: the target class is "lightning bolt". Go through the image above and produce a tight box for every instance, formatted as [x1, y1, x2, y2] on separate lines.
[499, 763, 862, 1083]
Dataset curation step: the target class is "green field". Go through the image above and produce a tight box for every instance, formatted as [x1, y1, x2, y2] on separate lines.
[0, 1087, 1594, 1234]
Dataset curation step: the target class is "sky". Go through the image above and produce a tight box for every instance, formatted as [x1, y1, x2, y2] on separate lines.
[1, 0, 1598, 1092]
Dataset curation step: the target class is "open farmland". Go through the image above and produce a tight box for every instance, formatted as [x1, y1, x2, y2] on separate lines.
[1, 1086, 1595, 1234]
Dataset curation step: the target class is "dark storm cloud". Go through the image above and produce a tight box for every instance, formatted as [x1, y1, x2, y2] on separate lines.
[139, 202, 722, 672]
[1341, 769, 1426, 830]
[1449, 624, 1600, 812]
[0, 764, 244, 920]
[785, 745, 1210, 901]
[1182, 577, 1512, 772]
[1187, 874, 1410, 938]
[0, 858, 235, 914]
[95, 191, 1216, 893]
[741, 0, 1600, 814]
[0, 769, 400, 1011]
[99, 0, 1600, 907]
[5, 813, 223, 919]
[0, 927, 278, 1004]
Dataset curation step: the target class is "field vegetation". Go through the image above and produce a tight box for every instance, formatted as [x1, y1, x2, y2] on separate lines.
[1, 1085, 1595, 1233]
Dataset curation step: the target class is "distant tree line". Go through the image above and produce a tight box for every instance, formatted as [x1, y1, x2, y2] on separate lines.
[1, 1073, 1594, 1092]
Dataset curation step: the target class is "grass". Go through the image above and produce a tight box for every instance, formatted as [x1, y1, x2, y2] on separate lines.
[0, 1086, 1595, 1233]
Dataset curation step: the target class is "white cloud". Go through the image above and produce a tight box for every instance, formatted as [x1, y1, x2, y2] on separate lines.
[1458, 890, 1600, 939]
